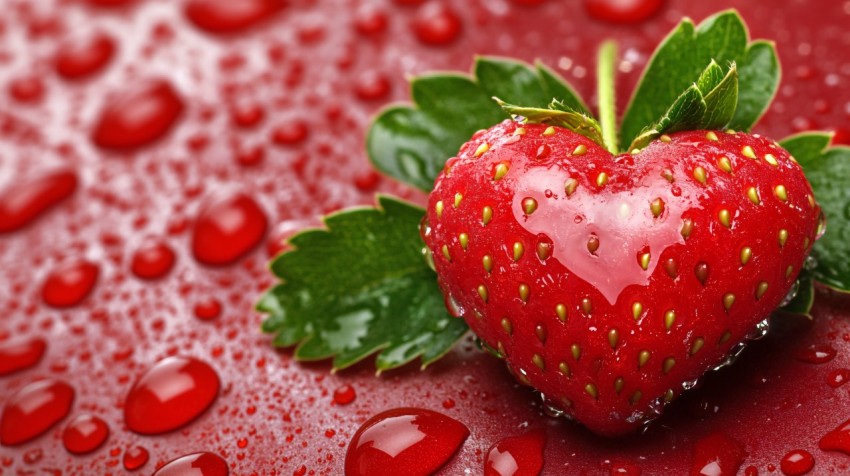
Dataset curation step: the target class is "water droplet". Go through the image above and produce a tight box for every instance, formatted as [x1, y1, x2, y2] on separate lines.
[124, 356, 220, 435]
[354, 6, 388, 35]
[484, 431, 545, 476]
[230, 103, 265, 128]
[354, 71, 391, 100]
[8, 76, 45, 103]
[131, 240, 176, 280]
[412, 4, 462, 45]
[821, 418, 850, 455]
[92, 79, 184, 149]
[153, 452, 229, 476]
[123, 445, 150, 471]
[270, 121, 309, 146]
[185, 0, 284, 34]
[345, 408, 469, 476]
[0, 169, 78, 233]
[0, 379, 75, 445]
[584, 0, 663, 23]
[828, 369, 850, 388]
[41, 259, 99, 308]
[191, 193, 267, 266]
[54, 32, 116, 79]
[0, 337, 46, 375]
[194, 297, 222, 321]
[62, 414, 110, 454]
[780, 449, 814, 475]
[689, 431, 745, 476]
[333, 384, 356, 405]
[794, 344, 837, 364]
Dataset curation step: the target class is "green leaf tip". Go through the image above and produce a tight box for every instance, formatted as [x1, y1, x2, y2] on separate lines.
[494, 97, 605, 147]
[258, 195, 468, 372]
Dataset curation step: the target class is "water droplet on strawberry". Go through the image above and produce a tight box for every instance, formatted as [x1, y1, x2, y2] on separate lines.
[191, 193, 267, 266]
[584, 0, 664, 24]
[412, 3, 462, 45]
[131, 240, 176, 280]
[345, 408, 469, 476]
[62, 414, 109, 454]
[828, 368, 850, 388]
[794, 344, 837, 364]
[484, 431, 545, 476]
[0, 169, 78, 233]
[0, 337, 46, 375]
[41, 259, 99, 308]
[124, 356, 220, 435]
[153, 452, 229, 476]
[780, 449, 814, 475]
[689, 431, 745, 476]
[0, 379, 75, 445]
[92, 79, 184, 149]
[123, 445, 149, 471]
[185, 0, 284, 34]
[54, 32, 115, 79]
[333, 384, 356, 405]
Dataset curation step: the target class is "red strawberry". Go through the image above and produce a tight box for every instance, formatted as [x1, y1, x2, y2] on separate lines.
[421, 120, 823, 436]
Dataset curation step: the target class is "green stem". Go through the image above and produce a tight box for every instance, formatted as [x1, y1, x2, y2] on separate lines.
[597, 41, 618, 154]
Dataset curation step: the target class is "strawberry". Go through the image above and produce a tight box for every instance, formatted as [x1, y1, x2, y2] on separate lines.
[421, 120, 823, 436]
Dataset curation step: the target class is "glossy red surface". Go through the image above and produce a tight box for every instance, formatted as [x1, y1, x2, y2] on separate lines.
[1, 0, 849, 474]
[485, 431, 546, 476]
[62, 413, 110, 454]
[0, 379, 74, 446]
[153, 451, 229, 476]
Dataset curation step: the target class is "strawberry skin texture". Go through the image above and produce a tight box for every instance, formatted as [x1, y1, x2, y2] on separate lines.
[421, 120, 823, 436]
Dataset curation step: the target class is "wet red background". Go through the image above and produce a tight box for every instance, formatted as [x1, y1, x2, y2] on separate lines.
[1, 0, 849, 474]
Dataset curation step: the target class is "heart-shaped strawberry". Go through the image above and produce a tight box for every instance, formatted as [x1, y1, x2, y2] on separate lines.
[421, 120, 823, 436]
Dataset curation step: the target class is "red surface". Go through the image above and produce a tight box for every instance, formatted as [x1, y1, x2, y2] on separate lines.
[485, 431, 546, 476]
[0, 379, 75, 446]
[62, 413, 110, 454]
[0, 0, 849, 474]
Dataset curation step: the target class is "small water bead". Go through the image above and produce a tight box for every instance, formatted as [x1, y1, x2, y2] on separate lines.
[270, 121, 309, 146]
[354, 5, 388, 35]
[484, 431, 546, 476]
[794, 344, 837, 364]
[0, 169, 78, 233]
[584, 0, 664, 24]
[354, 70, 391, 100]
[345, 408, 469, 476]
[0, 379, 75, 445]
[191, 193, 268, 266]
[54, 32, 116, 79]
[8, 75, 45, 103]
[828, 369, 850, 388]
[780, 450, 814, 475]
[0, 337, 46, 375]
[123, 445, 150, 471]
[41, 259, 99, 308]
[153, 452, 229, 476]
[194, 298, 223, 321]
[92, 79, 184, 149]
[184, 0, 284, 34]
[689, 432, 745, 476]
[333, 384, 356, 405]
[62, 414, 110, 454]
[131, 240, 176, 279]
[412, 3, 462, 45]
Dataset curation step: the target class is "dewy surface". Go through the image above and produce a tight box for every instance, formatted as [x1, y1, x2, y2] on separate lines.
[0, 0, 849, 474]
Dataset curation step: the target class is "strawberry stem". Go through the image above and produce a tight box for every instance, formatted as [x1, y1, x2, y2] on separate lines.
[597, 41, 619, 154]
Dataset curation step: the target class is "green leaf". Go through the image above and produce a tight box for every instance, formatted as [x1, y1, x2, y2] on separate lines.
[779, 269, 815, 317]
[367, 57, 587, 191]
[494, 98, 605, 146]
[258, 195, 468, 371]
[620, 10, 779, 147]
[780, 132, 850, 293]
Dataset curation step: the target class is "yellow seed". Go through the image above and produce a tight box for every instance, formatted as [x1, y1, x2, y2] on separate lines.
[536, 241, 552, 260]
[725, 129, 737, 135]
[571, 344, 581, 361]
[518, 284, 530, 303]
[764, 153, 778, 167]
[482, 255, 493, 273]
[572, 144, 587, 156]
[808, 194, 816, 208]
[719, 331, 731, 345]
[581, 298, 592, 315]
[513, 242, 524, 261]
[555, 304, 567, 322]
[632, 302, 643, 321]
[596, 172, 609, 187]
[532, 354, 545, 370]
[747, 187, 760, 205]
[664, 389, 675, 402]
[786, 265, 794, 279]
[690, 338, 705, 356]
[756, 281, 769, 300]
[522, 197, 538, 215]
[514, 127, 526, 135]
[638, 350, 651, 368]
[742, 145, 757, 159]
[681, 219, 694, 239]
[804, 237, 810, 249]
[706, 131, 719, 141]
[660, 134, 672, 143]
[631, 148, 641, 155]
[664, 310, 676, 331]
[587, 235, 600, 254]
[585, 383, 598, 399]
[650, 198, 665, 218]
[740, 247, 752, 266]
[614, 377, 625, 394]
[477, 285, 488, 302]
[717, 156, 732, 173]
[629, 391, 643, 405]
[723, 293, 735, 311]
[778, 229, 788, 247]
[441, 244, 451, 262]
[435, 200, 444, 218]
[535, 324, 546, 343]
[661, 168, 674, 182]
[543, 126, 556, 136]
[693, 166, 707, 184]
[663, 357, 676, 374]
[482, 206, 493, 225]
[493, 163, 508, 181]
[458, 233, 469, 250]
[474, 142, 490, 157]
[639, 252, 651, 271]
[774, 185, 788, 201]
[564, 178, 579, 196]
[501, 317, 513, 335]
[608, 329, 619, 349]
[718, 209, 731, 228]
[454, 193, 463, 208]
[558, 361, 571, 377]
